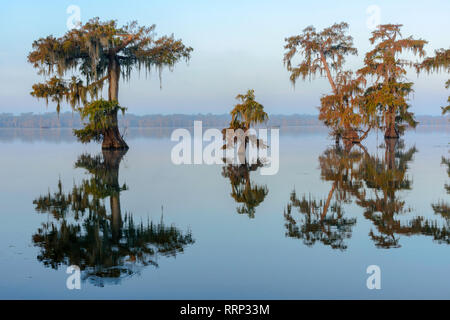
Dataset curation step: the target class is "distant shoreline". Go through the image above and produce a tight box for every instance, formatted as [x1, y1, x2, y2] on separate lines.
[0, 112, 448, 128]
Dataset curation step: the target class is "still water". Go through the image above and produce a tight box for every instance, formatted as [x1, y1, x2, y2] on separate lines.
[0, 126, 448, 299]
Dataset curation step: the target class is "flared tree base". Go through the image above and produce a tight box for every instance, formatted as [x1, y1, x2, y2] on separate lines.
[102, 128, 129, 150]
[384, 121, 399, 139]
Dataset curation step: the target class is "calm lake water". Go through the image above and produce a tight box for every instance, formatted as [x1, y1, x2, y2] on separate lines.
[0, 126, 449, 299]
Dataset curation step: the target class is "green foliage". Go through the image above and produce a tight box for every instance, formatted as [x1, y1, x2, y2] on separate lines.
[283, 23, 439, 139]
[28, 18, 193, 110]
[28, 17, 192, 148]
[73, 99, 126, 143]
[31, 76, 93, 113]
[229, 89, 268, 130]
[358, 24, 427, 135]
[362, 81, 417, 134]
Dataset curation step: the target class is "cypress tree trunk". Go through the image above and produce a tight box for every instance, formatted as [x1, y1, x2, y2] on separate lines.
[102, 149, 127, 242]
[103, 56, 129, 150]
[102, 111, 129, 149]
[110, 194, 122, 243]
[342, 124, 360, 143]
[335, 132, 341, 146]
[321, 181, 336, 220]
[343, 138, 354, 153]
[385, 138, 397, 171]
[384, 107, 399, 139]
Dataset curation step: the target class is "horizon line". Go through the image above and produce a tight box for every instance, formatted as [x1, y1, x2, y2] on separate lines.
[0, 111, 448, 118]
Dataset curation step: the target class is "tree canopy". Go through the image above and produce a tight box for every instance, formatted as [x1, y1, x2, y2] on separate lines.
[229, 89, 268, 130]
[416, 48, 450, 114]
[283, 22, 357, 91]
[28, 18, 193, 148]
[283, 22, 372, 142]
[358, 24, 427, 138]
[29, 18, 192, 109]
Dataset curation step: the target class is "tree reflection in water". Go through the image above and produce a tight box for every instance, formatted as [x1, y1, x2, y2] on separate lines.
[284, 145, 359, 250]
[429, 156, 450, 243]
[32, 150, 194, 286]
[284, 139, 450, 250]
[222, 159, 268, 219]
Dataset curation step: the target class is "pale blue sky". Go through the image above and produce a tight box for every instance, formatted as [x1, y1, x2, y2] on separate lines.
[0, 0, 449, 115]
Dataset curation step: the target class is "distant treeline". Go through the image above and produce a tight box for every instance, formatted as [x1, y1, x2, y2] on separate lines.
[0, 112, 448, 128]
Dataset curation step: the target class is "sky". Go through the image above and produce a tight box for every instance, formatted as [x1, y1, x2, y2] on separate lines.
[0, 0, 449, 115]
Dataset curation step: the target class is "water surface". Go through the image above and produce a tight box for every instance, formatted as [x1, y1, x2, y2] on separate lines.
[0, 126, 449, 299]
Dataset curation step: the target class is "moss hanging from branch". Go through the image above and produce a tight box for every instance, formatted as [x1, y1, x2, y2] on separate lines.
[28, 17, 193, 149]
[229, 89, 268, 130]
[358, 24, 427, 138]
[416, 48, 450, 115]
[283, 22, 373, 142]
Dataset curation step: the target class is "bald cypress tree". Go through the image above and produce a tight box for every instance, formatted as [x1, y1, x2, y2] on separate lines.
[28, 18, 192, 149]
[229, 89, 268, 131]
[283, 22, 373, 143]
[358, 24, 427, 139]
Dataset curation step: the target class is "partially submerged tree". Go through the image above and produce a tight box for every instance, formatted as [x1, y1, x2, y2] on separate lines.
[283, 22, 371, 142]
[73, 99, 126, 144]
[28, 18, 193, 149]
[319, 71, 374, 143]
[223, 89, 268, 153]
[416, 48, 450, 115]
[358, 24, 427, 139]
[229, 89, 268, 131]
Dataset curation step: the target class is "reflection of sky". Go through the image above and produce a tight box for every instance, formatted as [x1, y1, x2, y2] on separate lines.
[0, 128, 449, 299]
[0, 0, 449, 115]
